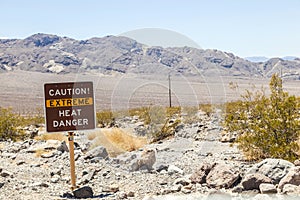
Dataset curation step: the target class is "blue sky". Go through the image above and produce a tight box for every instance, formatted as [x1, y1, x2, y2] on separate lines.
[0, 0, 299, 58]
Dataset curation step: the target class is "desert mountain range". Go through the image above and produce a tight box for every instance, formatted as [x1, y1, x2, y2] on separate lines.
[0, 33, 299, 79]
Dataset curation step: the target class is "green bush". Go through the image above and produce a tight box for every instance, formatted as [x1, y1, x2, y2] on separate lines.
[0, 107, 25, 141]
[224, 74, 300, 161]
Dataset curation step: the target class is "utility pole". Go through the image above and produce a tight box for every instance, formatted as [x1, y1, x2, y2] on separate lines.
[168, 74, 172, 107]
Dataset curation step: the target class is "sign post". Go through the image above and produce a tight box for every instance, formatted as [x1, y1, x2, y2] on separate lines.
[44, 82, 95, 191]
[68, 132, 76, 190]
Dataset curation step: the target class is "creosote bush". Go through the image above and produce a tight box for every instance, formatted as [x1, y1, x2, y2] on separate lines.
[96, 110, 115, 127]
[224, 74, 300, 161]
[0, 107, 26, 141]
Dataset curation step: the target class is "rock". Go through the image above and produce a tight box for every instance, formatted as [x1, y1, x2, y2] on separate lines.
[246, 158, 294, 184]
[43, 140, 63, 150]
[50, 175, 60, 183]
[127, 191, 135, 197]
[27, 140, 62, 153]
[155, 164, 168, 172]
[84, 146, 108, 160]
[16, 160, 26, 165]
[168, 165, 184, 175]
[142, 195, 156, 200]
[259, 183, 277, 194]
[294, 160, 300, 166]
[41, 151, 55, 158]
[220, 131, 236, 143]
[73, 186, 94, 199]
[30, 182, 50, 188]
[50, 168, 62, 177]
[232, 185, 243, 193]
[174, 177, 191, 186]
[0, 182, 4, 189]
[62, 192, 73, 198]
[113, 152, 137, 165]
[117, 191, 127, 199]
[282, 184, 300, 194]
[278, 166, 300, 190]
[79, 168, 97, 184]
[190, 162, 214, 184]
[102, 184, 119, 193]
[181, 184, 193, 194]
[170, 184, 182, 192]
[0, 170, 12, 178]
[206, 163, 240, 189]
[57, 141, 69, 152]
[129, 149, 156, 172]
[242, 173, 272, 190]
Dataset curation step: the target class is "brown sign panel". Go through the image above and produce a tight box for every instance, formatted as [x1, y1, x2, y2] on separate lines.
[44, 82, 95, 132]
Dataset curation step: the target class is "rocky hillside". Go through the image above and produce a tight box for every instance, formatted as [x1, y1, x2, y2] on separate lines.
[1, 33, 299, 79]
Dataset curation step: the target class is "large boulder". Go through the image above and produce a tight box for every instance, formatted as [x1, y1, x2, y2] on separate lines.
[242, 173, 272, 190]
[278, 166, 300, 190]
[190, 162, 214, 184]
[129, 149, 156, 172]
[246, 158, 294, 184]
[73, 186, 94, 198]
[259, 183, 277, 194]
[84, 146, 108, 160]
[282, 184, 300, 194]
[206, 163, 240, 189]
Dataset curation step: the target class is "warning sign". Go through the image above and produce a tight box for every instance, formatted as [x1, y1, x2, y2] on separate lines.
[44, 82, 95, 132]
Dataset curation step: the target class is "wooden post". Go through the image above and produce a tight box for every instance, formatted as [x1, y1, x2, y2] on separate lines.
[68, 132, 76, 190]
[168, 74, 172, 108]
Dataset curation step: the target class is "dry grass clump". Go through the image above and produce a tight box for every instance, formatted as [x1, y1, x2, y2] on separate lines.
[103, 128, 147, 151]
[35, 133, 67, 142]
[87, 128, 148, 157]
[87, 131, 98, 141]
[35, 149, 49, 157]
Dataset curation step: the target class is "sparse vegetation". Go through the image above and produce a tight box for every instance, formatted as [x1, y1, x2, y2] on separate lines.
[181, 106, 199, 124]
[88, 128, 148, 157]
[129, 107, 151, 125]
[224, 74, 300, 162]
[166, 106, 181, 118]
[152, 118, 181, 142]
[96, 110, 115, 127]
[199, 103, 213, 116]
[22, 107, 45, 125]
[35, 133, 67, 142]
[0, 107, 26, 141]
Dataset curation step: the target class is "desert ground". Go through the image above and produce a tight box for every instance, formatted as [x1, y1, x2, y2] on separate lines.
[0, 71, 299, 114]
[1, 71, 300, 199]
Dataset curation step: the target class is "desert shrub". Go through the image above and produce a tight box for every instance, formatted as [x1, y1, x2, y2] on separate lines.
[152, 118, 181, 142]
[199, 103, 213, 116]
[182, 106, 199, 124]
[0, 107, 26, 141]
[166, 106, 181, 118]
[23, 107, 45, 125]
[224, 74, 300, 161]
[96, 110, 115, 127]
[129, 107, 151, 125]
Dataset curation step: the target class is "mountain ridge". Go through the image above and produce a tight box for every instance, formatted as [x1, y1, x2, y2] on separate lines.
[0, 33, 299, 79]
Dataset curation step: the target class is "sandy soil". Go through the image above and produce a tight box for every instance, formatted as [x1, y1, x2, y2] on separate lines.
[0, 71, 299, 114]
